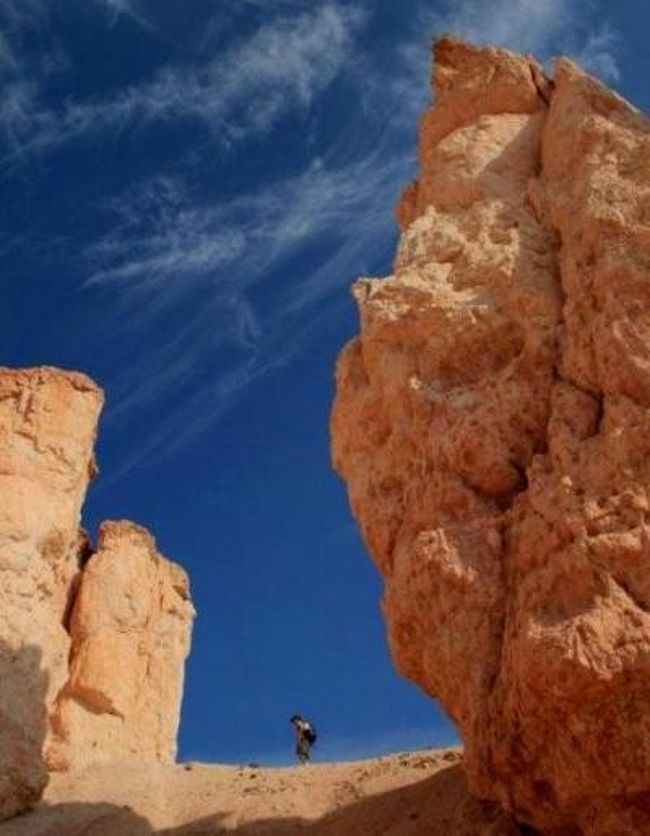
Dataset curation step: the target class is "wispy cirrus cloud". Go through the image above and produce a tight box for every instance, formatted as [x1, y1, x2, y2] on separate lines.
[0, 0, 47, 73]
[433, 0, 572, 53]
[234, 0, 308, 9]
[86, 147, 400, 298]
[2, 0, 625, 477]
[0, 2, 364, 159]
[374, 0, 622, 125]
[95, 0, 157, 32]
[571, 23, 621, 82]
[434, 0, 619, 81]
[0, 31, 17, 71]
[82, 0, 624, 473]
[433, 0, 621, 80]
[0, 0, 44, 31]
[87, 140, 407, 450]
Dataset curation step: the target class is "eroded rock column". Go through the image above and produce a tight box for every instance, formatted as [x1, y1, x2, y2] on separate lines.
[333, 34, 560, 786]
[48, 521, 195, 770]
[486, 58, 650, 832]
[0, 367, 195, 821]
[332, 37, 650, 833]
[0, 368, 103, 818]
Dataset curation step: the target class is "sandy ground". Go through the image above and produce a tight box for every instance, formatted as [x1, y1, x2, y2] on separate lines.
[1, 749, 522, 835]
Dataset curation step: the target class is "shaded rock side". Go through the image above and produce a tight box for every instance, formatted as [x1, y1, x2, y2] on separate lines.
[48, 520, 195, 770]
[332, 38, 650, 833]
[0, 367, 103, 819]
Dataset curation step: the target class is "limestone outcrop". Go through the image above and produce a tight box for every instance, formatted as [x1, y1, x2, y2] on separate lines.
[332, 38, 650, 833]
[0, 368, 194, 820]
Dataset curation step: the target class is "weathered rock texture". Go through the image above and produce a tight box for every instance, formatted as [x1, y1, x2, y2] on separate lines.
[332, 38, 650, 833]
[48, 521, 194, 771]
[0, 368, 103, 819]
[0, 368, 194, 820]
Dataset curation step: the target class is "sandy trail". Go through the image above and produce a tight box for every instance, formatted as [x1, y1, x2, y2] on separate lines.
[1, 749, 521, 835]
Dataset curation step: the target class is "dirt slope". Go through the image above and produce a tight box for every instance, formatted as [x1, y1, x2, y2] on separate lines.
[2, 749, 521, 835]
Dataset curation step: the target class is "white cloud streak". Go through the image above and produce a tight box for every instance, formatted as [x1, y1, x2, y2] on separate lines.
[100, 0, 154, 30]
[430, 0, 620, 80]
[83, 0, 624, 473]
[0, 0, 44, 29]
[1, 0, 624, 474]
[373, 0, 622, 124]
[571, 24, 621, 82]
[432, 0, 572, 54]
[0, 3, 364, 158]
[0, 0, 47, 74]
[88, 140, 407, 463]
[0, 31, 17, 70]
[87, 148, 400, 296]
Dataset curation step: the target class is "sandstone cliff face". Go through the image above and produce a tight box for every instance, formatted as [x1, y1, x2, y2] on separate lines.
[332, 38, 650, 833]
[0, 368, 194, 820]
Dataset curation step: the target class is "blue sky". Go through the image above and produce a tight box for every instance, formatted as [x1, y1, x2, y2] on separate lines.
[2, 0, 647, 766]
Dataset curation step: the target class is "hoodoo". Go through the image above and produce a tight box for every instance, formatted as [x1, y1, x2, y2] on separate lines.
[0, 367, 194, 820]
[332, 38, 650, 833]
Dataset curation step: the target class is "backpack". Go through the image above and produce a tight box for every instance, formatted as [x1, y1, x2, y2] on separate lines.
[306, 724, 318, 745]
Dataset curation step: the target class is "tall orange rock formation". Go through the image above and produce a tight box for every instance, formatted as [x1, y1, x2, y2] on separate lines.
[0, 368, 194, 820]
[332, 38, 650, 833]
[47, 521, 194, 771]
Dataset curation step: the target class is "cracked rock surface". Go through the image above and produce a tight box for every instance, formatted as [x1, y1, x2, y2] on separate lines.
[332, 37, 650, 833]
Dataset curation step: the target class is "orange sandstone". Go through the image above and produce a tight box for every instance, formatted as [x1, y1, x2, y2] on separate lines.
[332, 38, 650, 833]
[0, 368, 194, 820]
[0, 368, 103, 819]
[48, 520, 195, 771]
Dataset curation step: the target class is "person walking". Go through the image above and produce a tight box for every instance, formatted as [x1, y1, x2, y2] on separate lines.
[289, 714, 317, 764]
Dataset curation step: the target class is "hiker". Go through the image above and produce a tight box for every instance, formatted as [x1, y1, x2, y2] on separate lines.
[290, 714, 317, 764]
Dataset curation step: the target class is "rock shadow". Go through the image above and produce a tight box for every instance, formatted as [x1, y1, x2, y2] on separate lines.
[0, 639, 155, 836]
[0, 642, 49, 822]
[2, 801, 154, 835]
[158, 764, 524, 835]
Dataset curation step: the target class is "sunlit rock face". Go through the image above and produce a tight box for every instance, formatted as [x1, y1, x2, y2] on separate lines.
[47, 520, 195, 772]
[0, 367, 195, 820]
[332, 37, 650, 833]
[0, 368, 103, 819]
